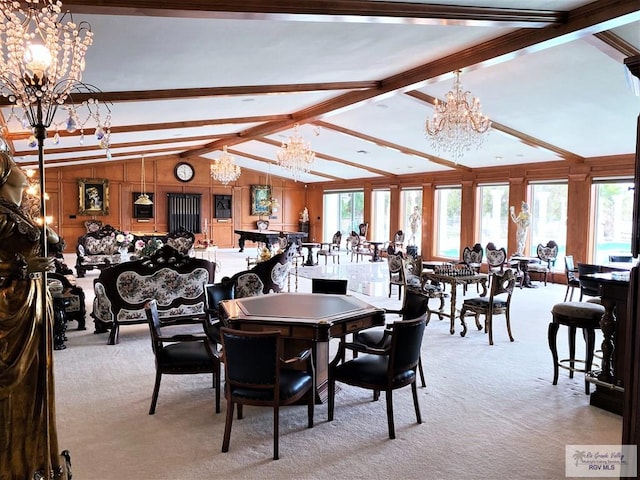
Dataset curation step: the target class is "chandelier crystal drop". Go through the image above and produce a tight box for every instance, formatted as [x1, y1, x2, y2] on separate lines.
[210, 145, 241, 185]
[425, 70, 491, 162]
[276, 123, 315, 181]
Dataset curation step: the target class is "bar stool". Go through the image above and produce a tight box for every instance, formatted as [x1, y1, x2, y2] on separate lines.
[548, 301, 605, 394]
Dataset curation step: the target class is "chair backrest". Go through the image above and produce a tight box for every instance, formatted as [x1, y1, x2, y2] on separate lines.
[462, 243, 483, 265]
[577, 263, 601, 296]
[146, 299, 163, 357]
[609, 255, 633, 263]
[536, 241, 558, 265]
[393, 230, 405, 243]
[399, 289, 432, 320]
[389, 315, 427, 374]
[205, 282, 235, 316]
[489, 269, 516, 302]
[166, 227, 195, 254]
[358, 223, 368, 237]
[221, 328, 281, 396]
[565, 255, 577, 281]
[486, 244, 507, 269]
[311, 278, 348, 294]
[332, 231, 342, 245]
[387, 253, 405, 278]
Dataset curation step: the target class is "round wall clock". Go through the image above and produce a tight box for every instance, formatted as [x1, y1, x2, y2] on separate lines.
[174, 162, 195, 182]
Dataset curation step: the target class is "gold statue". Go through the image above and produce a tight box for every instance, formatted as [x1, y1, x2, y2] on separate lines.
[0, 152, 68, 479]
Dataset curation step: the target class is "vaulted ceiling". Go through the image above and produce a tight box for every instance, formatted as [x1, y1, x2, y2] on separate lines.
[2, 0, 640, 184]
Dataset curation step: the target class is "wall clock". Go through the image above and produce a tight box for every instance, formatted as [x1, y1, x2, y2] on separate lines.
[174, 162, 195, 182]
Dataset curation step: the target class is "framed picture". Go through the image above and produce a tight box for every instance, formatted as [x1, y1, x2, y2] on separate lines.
[132, 192, 154, 219]
[214, 194, 232, 219]
[250, 185, 271, 216]
[78, 178, 109, 216]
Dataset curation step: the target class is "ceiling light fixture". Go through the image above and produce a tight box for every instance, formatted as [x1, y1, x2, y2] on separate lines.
[425, 70, 491, 162]
[276, 123, 315, 181]
[135, 154, 153, 205]
[210, 145, 241, 185]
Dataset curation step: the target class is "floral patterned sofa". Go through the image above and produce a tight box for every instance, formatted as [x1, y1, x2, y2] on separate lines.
[75, 224, 126, 277]
[91, 245, 216, 344]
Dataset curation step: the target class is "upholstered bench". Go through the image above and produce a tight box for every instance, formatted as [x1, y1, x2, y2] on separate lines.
[548, 301, 605, 394]
[91, 245, 216, 344]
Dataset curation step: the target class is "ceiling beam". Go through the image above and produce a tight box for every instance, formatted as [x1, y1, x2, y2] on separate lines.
[62, 0, 564, 27]
[177, 0, 639, 160]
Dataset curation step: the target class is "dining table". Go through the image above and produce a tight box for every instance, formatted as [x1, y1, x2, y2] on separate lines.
[422, 271, 489, 335]
[218, 292, 385, 403]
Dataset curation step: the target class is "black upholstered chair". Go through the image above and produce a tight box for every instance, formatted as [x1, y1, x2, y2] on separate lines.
[311, 278, 348, 294]
[459, 269, 516, 345]
[220, 328, 315, 460]
[328, 315, 427, 439]
[203, 282, 235, 347]
[145, 299, 221, 415]
[348, 288, 433, 387]
[564, 255, 581, 302]
[577, 263, 601, 301]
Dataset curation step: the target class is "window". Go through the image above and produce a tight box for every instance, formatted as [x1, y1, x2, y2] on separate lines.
[478, 184, 508, 251]
[435, 186, 461, 259]
[401, 188, 422, 250]
[529, 183, 568, 269]
[371, 189, 390, 241]
[593, 179, 634, 264]
[323, 190, 364, 242]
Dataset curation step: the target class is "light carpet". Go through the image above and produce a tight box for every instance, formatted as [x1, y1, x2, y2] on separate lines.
[52, 250, 622, 480]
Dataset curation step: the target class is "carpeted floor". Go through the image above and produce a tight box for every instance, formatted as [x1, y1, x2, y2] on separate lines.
[52, 249, 622, 480]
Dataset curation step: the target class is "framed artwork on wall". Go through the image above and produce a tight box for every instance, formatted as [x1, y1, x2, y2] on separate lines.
[78, 178, 109, 216]
[132, 192, 154, 219]
[214, 194, 232, 219]
[250, 185, 271, 216]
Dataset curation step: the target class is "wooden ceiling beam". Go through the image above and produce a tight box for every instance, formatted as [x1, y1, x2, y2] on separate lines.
[177, 0, 638, 160]
[62, 0, 564, 27]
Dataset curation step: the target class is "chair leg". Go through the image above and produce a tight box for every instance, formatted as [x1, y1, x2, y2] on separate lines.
[307, 386, 315, 428]
[273, 405, 280, 460]
[328, 377, 335, 422]
[411, 379, 422, 425]
[418, 357, 426, 388]
[385, 389, 396, 439]
[221, 400, 235, 453]
[568, 325, 577, 378]
[214, 364, 221, 414]
[505, 310, 514, 342]
[548, 321, 560, 385]
[487, 311, 494, 346]
[148, 370, 162, 415]
[564, 285, 570, 302]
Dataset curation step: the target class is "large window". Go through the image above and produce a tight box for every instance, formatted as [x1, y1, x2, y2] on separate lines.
[593, 179, 634, 264]
[435, 186, 461, 259]
[478, 184, 508, 251]
[529, 182, 568, 269]
[371, 189, 390, 241]
[322, 190, 364, 242]
[401, 189, 422, 250]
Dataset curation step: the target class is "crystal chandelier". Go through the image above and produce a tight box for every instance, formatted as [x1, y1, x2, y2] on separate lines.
[425, 70, 491, 162]
[276, 123, 315, 181]
[210, 145, 241, 185]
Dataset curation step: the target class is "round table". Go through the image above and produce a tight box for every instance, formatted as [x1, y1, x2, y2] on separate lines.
[301, 242, 320, 266]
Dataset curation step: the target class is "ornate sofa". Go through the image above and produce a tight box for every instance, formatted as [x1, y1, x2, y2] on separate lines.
[75, 224, 125, 277]
[221, 243, 297, 297]
[91, 245, 216, 344]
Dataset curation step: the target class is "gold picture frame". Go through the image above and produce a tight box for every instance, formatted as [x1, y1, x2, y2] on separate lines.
[250, 185, 271, 216]
[78, 178, 109, 216]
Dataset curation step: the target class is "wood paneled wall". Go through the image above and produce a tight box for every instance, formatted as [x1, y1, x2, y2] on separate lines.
[43, 153, 634, 277]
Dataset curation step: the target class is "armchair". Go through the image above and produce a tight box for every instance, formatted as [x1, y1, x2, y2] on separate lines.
[317, 231, 342, 265]
[328, 315, 427, 439]
[146, 299, 221, 415]
[203, 282, 235, 348]
[47, 272, 86, 330]
[220, 328, 315, 460]
[459, 269, 516, 345]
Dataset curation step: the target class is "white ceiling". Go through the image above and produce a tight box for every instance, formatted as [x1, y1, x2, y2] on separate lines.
[2, 0, 639, 184]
